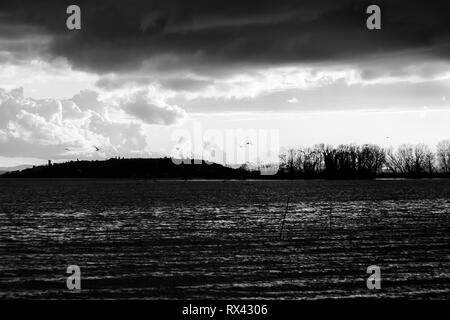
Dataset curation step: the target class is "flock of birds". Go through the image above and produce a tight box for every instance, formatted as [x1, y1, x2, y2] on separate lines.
[64, 138, 390, 156]
[65, 146, 102, 152]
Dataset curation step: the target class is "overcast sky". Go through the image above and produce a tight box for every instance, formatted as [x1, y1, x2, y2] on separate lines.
[1, 0, 450, 166]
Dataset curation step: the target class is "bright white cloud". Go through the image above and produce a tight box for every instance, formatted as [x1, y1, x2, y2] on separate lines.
[0, 87, 187, 159]
[94, 58, 450, 109]
[0, 58, 98, 99]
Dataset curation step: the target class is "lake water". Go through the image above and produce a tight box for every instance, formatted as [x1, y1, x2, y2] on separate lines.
[0, 179, 449, 299]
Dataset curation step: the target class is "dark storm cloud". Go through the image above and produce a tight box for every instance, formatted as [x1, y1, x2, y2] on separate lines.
[1, 0, 450, 73]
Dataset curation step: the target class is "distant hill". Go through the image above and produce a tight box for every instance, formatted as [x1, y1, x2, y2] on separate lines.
[0, 158, 260, 179]
[0, 164, 34, 173]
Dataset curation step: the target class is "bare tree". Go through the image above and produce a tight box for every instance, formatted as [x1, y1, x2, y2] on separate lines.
[305, 146, 324, 174]
[357, 144, 385, 175]
[437, 140, 450, 173]
[424, 146, 435, 174]
[277, 142, 440, 178]
[279, 148, 298, 175]
[386, 144, 433, 175]
[320, 144, 337, 176]
[414, 144, 434, 174]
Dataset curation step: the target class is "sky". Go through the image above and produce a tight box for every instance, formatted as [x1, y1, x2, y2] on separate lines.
[0, 0, 450, 167]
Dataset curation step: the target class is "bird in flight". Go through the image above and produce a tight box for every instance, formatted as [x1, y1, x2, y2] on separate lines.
[94, 146, 101, 152]
[240, 142, 253, 148]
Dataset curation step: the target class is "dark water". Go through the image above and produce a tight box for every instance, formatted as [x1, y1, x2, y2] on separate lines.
[0, 179, 449, 299]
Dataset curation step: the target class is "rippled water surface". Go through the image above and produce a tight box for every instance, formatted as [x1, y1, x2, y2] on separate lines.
[0, 179, 449, 299]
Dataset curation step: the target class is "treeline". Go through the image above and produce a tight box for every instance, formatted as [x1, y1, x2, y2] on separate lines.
[277, 140, 450, 179]
[2, 142, 450, 180]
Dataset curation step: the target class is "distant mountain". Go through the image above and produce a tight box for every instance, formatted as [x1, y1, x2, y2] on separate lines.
[0, 158, 260, 179]
[0, 164, 34, 174]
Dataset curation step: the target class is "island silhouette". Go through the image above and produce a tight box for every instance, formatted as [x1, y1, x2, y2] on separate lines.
[0, 158, 260, 179]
